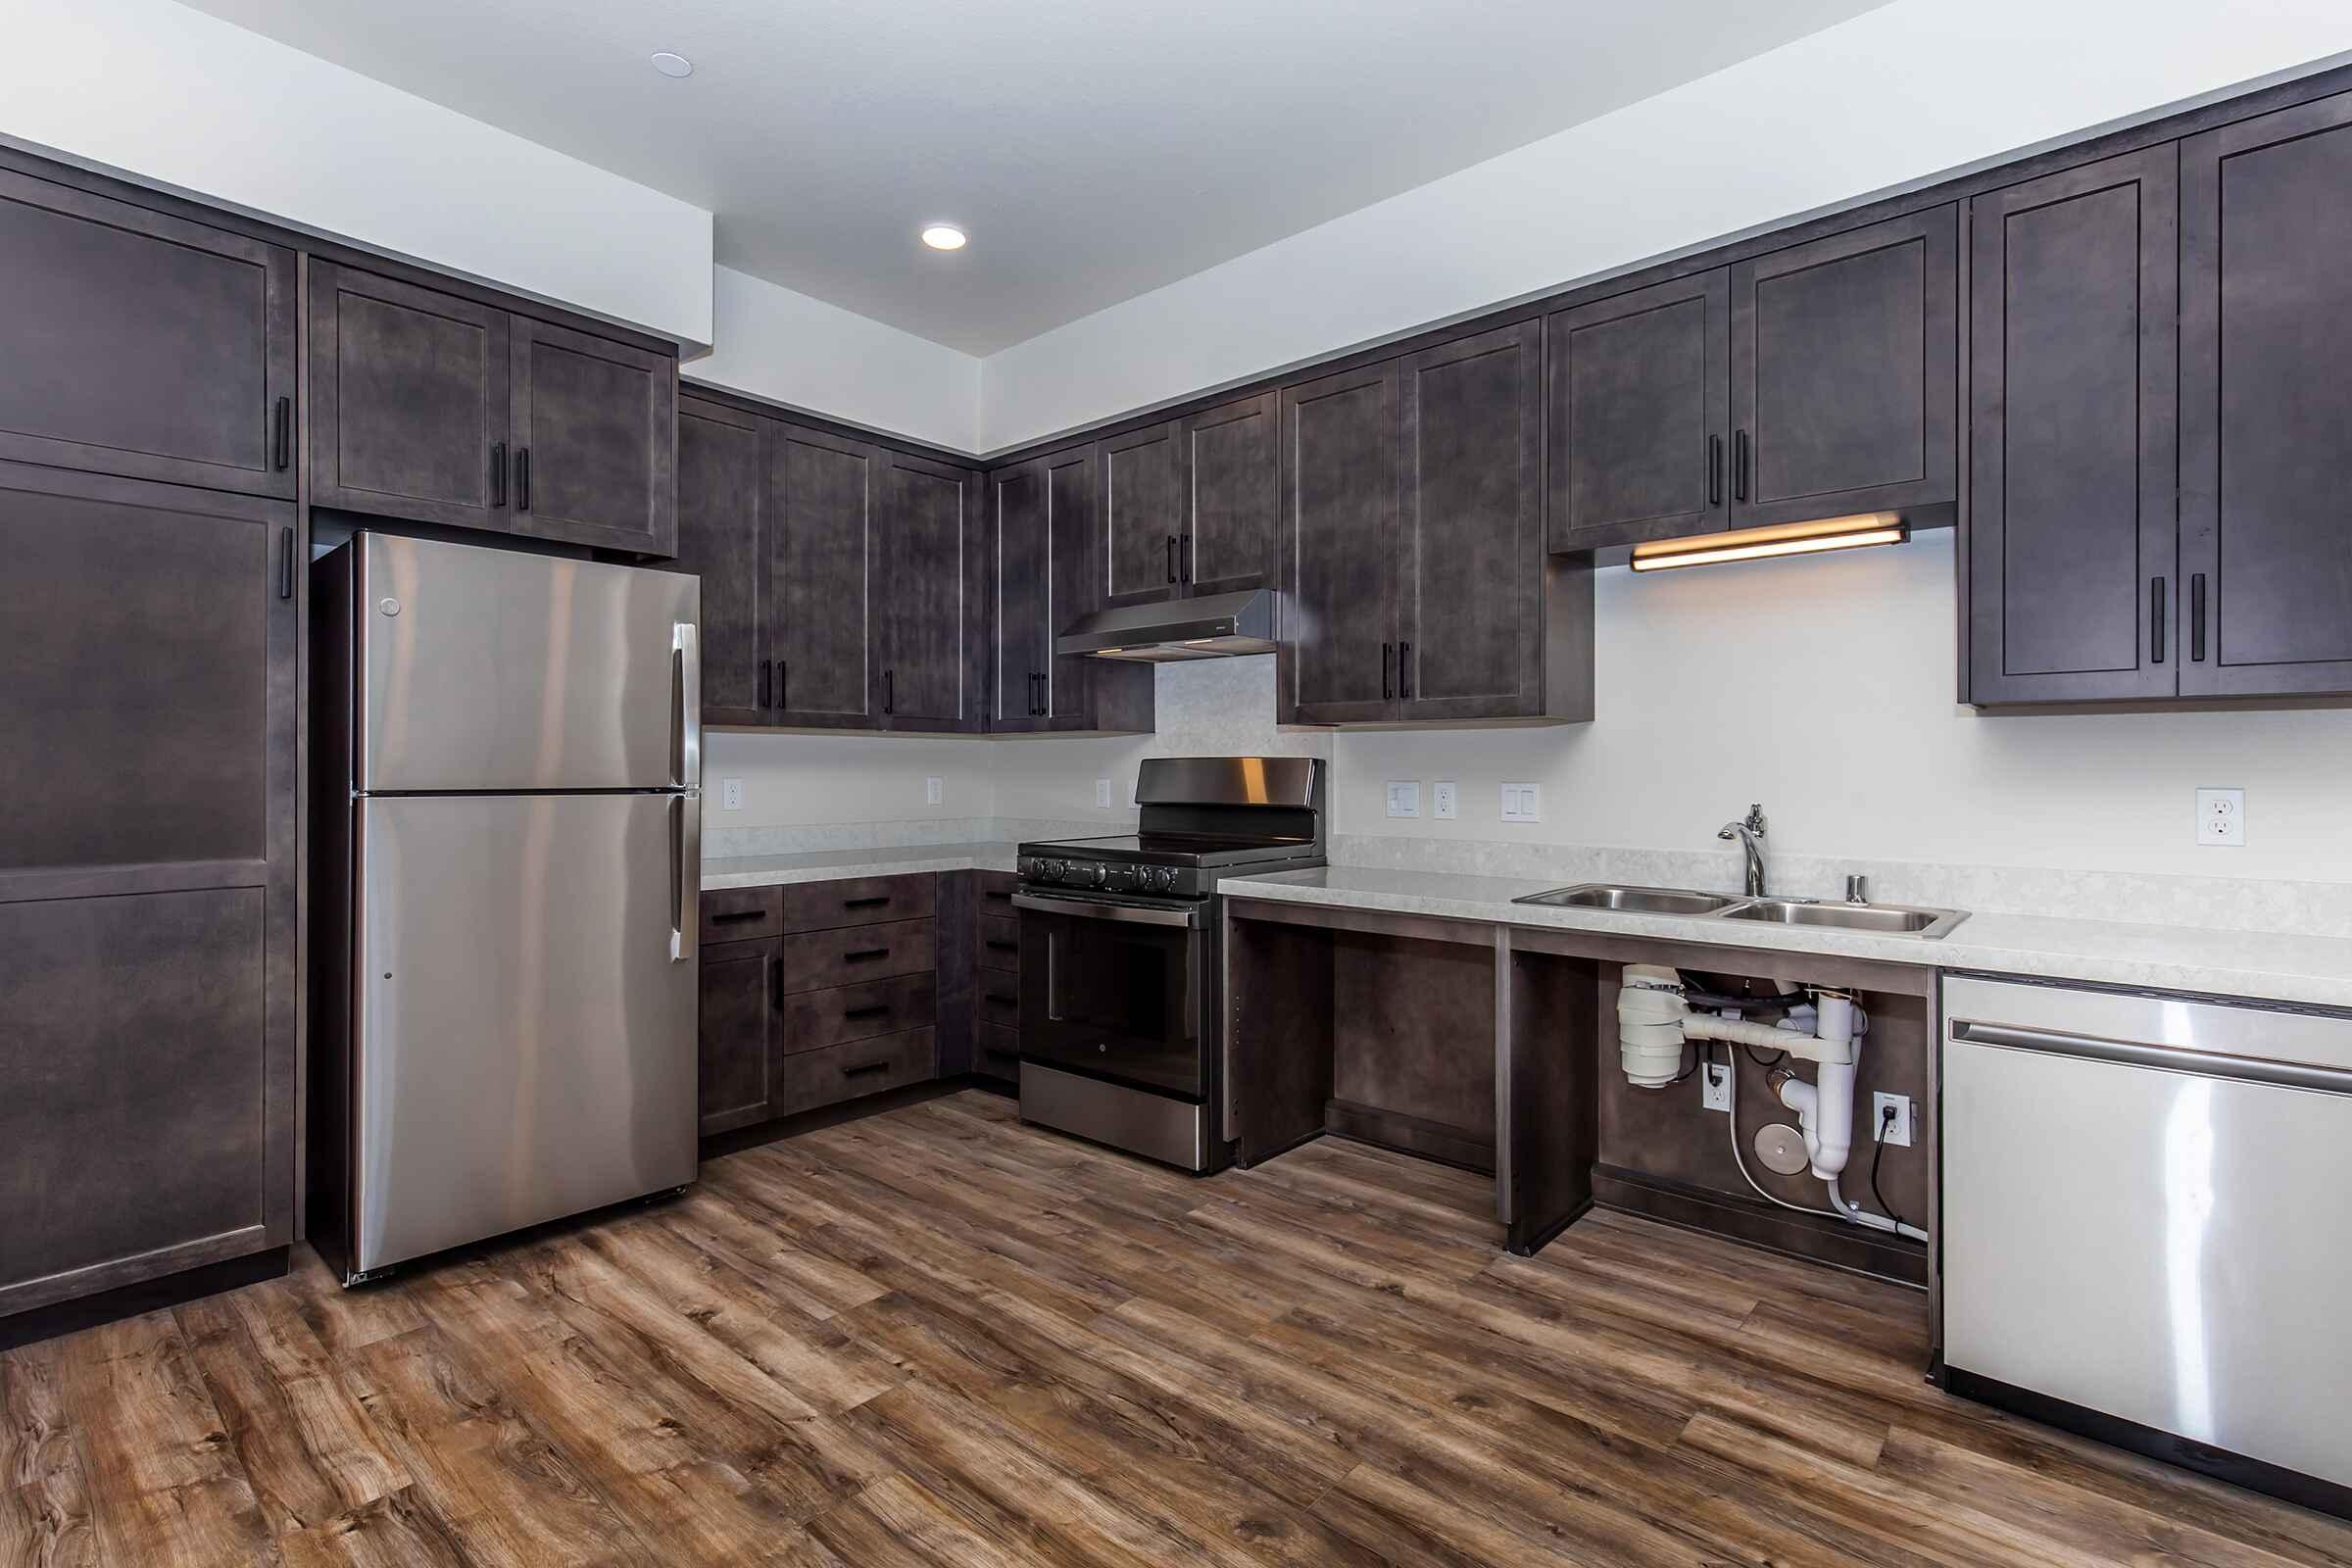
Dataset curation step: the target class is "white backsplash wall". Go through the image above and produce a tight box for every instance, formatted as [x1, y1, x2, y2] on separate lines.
[704, 730, 995, 834]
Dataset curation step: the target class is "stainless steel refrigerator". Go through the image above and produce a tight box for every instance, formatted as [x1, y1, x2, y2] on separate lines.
[310, 533, 701, 1284]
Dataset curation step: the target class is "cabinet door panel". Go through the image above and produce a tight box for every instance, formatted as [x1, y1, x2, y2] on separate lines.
[674, 398, 766, 725]
[310, 263, 510, 531]
[1967, 149, 2178, 704]
[697, 940, 775, 1137]
[1732, 207, 1957, 525]
[1283, 362, 1396, 724]
[1182, 391, 1279, 595]
[512, 318, 675, 555]
[1547, 270, 1729, 550]
[1101, 421, 1182, 607]
[769, 427, 876, 726]
[0, 170, 295, 499]
[1396, 322, 1544, 721]
[0, 887, 271, 1312]
[2182, 95, 2352, 696]
[879, 453, 975, 729]
[991, 461, 1048, 729]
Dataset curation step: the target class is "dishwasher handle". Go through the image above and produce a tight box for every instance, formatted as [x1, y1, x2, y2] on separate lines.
[1951, 1019, 2352, 1098]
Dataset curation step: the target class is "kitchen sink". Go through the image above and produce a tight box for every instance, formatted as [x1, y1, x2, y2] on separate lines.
[1713, 899, 1968, 938]
[1514, 884, 1740, 915]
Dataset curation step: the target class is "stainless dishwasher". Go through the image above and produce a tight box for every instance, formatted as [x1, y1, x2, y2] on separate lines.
[1940, 974, 2352, 1518]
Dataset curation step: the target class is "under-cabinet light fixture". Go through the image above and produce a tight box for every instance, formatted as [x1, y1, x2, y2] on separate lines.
[1629, 512, 1907, 572]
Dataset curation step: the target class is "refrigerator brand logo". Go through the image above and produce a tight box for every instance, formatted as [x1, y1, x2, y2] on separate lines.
[377, 597, 402, 616]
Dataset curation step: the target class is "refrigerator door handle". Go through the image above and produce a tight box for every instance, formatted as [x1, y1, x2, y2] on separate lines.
[670, 793, 699, 962]
[673, 621, 703, 790]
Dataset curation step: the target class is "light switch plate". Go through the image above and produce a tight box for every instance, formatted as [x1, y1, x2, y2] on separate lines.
[1385, 780, 1422, 818]
[719, 777, 743, 811]
[1500, 782, 1542, 823]
[924, 776, 943, 807]
[1433, 781, 1458, 820]
[2196, 787, 2244, 846]
[1096, 778, 1113, 808]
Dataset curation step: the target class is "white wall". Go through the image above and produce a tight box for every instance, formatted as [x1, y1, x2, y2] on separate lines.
[977, 0, 2352, 448]
[705, 731, 995, 829]
[0, 0, 713, 346]
[686, 267, 984, 454]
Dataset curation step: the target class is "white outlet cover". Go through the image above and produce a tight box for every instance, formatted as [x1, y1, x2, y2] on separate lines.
[1385, 780, 1422, 818]
[2196, 787, 2244, 846]
[925, 775, 943, 807]
[1872, 1091, 1914, 1148]
[1500, 782, 1542, 822]
[1096, 778, 1113, 808]
[719, 777, 744, 810]
[1701, 1057, 1732, 1112]
[1432, 781, 1458, 820]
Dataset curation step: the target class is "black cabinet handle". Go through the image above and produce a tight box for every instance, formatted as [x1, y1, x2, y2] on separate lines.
[514, 447, 531, 512]
[842, 896, 890, 909]
[883, 669, 894, 714]
[984, 939, 1017, 954]
[770, 954, 781, 1008]
[760, 659, 772, 708]
[842, 1061, 890, 1079]
[1733, 429, 1749, 503]
[272, 397, 291, 471]
[843, 1004, 892, 1020]
[844, 947, 889, 961]
[2190, 574, 2208, 662]
[1709, 434, 1723, 506]
[491, 442, 508, 508]
[1182, 533, 1194, 583]
[1166, 534, 1178, 583]
[2150, 577, 2167, 664]
[1398, 641, 1411, 702]
[779, 660, 788, 711]
[1382, 642, 1394, 701]
[983, 889, 1011, 904]
[277, 526, 295, 599]
[709, 908, 765, 925]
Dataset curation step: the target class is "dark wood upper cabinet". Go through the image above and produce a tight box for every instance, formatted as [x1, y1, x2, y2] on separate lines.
[768, 425, 877, 727]
[2180, 93, 2352, 699]
[986, 446, 1152, 735]
[1180, 391, 1280, 596]
[674, 397, 766, 725]
[0, 169, 295, 500]
[1547, 269, 1729, 551]
[310, 262, 511, 533]
[1396, 322, 1557, 722]
[511, 317, 676, 556]
[990, 460, 1050, 729]
[1282, 361, 1398, 724]
[1965, 149, 2179, 705]
[1730, 206, 1958, 527]
[1100, 420, 1183, 607]
[876, 451, 978, 730]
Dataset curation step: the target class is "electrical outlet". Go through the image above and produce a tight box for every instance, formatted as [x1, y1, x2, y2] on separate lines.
[1700, 1056, 1733, 1113]
[924, 776, 943, 807]
[1872, 1092, 1914, 1148]
[719, 777, 743, 811]
[1432, 781, 1458, 820]
[2196, 787, 2244, 846]
[1385, 780, 1421, 818]
[1096, 778, 1113, 808]
[1500, 783, 1542, 823]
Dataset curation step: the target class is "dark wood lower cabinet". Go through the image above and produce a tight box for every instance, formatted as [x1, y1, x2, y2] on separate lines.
[696, 938, 777, 1137]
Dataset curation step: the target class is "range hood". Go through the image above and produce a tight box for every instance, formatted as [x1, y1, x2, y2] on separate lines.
[1056, 589, 1277, 662]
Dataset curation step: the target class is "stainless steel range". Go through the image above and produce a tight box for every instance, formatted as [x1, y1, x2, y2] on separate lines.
[1013, 757, 1326, 1172]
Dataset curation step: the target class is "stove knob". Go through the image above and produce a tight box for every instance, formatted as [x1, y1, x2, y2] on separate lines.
[1049, 859, 1072, 883]
[1161, 867, 1181, 892]
[1088, 864, 1108, 889]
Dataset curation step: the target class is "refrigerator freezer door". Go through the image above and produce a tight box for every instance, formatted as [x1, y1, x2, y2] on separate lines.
[359, 533, 700, 792]
[354, 792, 698, 1274]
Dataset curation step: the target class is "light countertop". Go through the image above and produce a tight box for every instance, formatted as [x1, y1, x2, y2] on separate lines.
[702, 842, 1021, 890]
[1223, 865, 2352, 1011]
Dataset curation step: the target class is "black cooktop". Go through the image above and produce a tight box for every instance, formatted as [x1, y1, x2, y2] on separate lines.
[1020, 830, 1316, 868]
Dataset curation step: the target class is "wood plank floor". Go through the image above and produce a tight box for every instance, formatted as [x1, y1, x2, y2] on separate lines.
[6, 1088, 2348, 1567]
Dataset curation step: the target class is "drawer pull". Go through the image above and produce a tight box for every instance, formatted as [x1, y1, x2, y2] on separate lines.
[983, 890, 1011, 904]
[843, 1061, 890, 1078]
[984, 938, 1017, 952]
[843, 896, 891, 909]
[844, 947, 890, 961]
[708, 908, 766, 925]
[843, 1004, 892, 1020]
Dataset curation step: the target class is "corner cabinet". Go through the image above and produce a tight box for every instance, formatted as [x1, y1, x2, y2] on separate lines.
[1283, 323, 1592, 726]
[874, 452, 985, 731]
[987, 445, 1152, 734]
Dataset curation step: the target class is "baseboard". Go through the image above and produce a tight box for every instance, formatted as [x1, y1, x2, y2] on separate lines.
[0, 1247, 289, 1352]
[1325, 1098, 1494, 1174]
[698, 1077, 978, 1160]
[1591, 1163, 1927, 1287]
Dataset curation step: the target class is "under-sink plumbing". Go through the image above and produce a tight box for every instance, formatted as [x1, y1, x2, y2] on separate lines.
[1617, 964, 1925, 1243]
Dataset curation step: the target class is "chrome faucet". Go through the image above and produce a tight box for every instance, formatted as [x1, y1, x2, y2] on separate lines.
[1717, 804, 1768, 897]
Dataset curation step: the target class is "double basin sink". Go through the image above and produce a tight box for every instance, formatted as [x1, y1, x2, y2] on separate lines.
[1514, 883, 1968, 939]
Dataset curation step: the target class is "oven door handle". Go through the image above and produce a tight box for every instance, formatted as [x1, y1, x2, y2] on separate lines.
[1012, 892, 1204, 928]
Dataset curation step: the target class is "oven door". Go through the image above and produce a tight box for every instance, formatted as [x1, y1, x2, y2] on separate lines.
[1014, 891, 1207, 1099]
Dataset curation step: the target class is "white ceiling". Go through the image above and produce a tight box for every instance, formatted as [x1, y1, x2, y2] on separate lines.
[181, 0, 1889, 354]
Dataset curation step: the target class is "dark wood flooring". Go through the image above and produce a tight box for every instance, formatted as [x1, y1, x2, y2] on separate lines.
[4, 1089, 2347, 1566]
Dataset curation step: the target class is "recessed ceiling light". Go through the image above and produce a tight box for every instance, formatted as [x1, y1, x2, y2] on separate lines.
[650, 52, 693, 78]
[920, 223, 967, 251]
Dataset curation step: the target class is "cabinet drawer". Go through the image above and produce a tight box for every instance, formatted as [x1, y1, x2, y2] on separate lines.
[701, 886, 782, 943]
[977, 912, 1019, 972]
[977, 966, 1020, 1030]
[773, 1027, 937, 1117]
[776, 874, 937, 934]
[977, 1023, 1021, 1084]
[775, 918, 934, 994]
[973, 871, 1018, 908]
[779, 972, 936, 1055]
